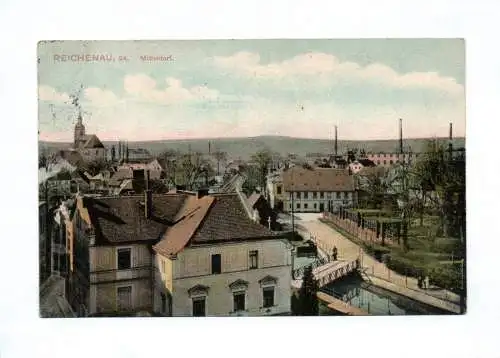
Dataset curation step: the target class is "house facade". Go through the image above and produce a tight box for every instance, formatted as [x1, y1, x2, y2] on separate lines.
[153, 193, 291, 317]
[65, 173, 292, 317]
[366, 152, 421, 167]
[266, 172, 285, 210]
[154, 239, 291, 316]
[282, 167, 356, 213]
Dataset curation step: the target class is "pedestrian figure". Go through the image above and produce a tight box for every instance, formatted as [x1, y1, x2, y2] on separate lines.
[425, 276, 430, 289]
[417, 276, 422, 289]
[332, 246, 338, 261]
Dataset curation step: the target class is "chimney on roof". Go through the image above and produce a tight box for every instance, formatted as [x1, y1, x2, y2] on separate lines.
[197, 188, 209, 199]
[145, 170, 152, 219]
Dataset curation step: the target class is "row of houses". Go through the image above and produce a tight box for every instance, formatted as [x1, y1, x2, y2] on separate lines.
[40, 170, 292, 317]
[267, 166, 357, 213]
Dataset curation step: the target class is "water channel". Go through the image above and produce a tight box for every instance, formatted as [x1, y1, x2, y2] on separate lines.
[293, 248, 449, 316]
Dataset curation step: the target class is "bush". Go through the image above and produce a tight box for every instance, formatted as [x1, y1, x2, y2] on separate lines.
[385, 254, 425, 278]
[432, 237, 463, 255]
[361, 242, 390, 262]
[381, 253, 391, 265]
[427, 262, 463, 292]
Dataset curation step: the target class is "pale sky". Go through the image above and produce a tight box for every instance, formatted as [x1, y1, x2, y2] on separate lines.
[37, 40, 465, 142]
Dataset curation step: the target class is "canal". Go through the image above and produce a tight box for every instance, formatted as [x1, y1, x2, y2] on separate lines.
[320, 275, 451, 315]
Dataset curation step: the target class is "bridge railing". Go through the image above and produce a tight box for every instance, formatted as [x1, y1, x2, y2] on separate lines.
[316, 259, 360, 287]
[293, 256, 330, 278]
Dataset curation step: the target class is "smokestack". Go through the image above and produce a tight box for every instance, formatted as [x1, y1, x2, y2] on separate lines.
[448, 122, 453, 159]
[399, 118, 403, 155]
[145, 170, 152, 219]
[208, 141, 211, 155]
[334, 125, 338, 157]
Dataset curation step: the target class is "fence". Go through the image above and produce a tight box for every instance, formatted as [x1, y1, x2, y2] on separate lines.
[322, 212, 379, 244]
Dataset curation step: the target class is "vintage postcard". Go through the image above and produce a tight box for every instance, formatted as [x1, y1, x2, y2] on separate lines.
[38, 40, 465, 317]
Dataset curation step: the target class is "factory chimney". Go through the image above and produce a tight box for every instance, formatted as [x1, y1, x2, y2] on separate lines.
[399, 118, 403, 155]
[334, 125, 338, 157]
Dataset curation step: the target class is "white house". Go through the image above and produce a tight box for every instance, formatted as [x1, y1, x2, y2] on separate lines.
[153, 193, 292, 317]
[282, 167, 356, 213]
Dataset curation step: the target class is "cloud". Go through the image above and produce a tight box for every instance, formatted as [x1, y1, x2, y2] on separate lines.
[123, 74, 219, 104]
[213, 52, 464, 96]
[84, 87, 120, 107]
[38, 85, 70, 102]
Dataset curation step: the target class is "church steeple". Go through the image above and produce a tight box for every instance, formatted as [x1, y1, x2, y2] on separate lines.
[74, 112, 86, 149]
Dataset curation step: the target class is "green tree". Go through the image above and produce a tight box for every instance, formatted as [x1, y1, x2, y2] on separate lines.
[213, 150, 227, 176]
[298, 266, 319, 316]
[360, 169, 387, 209]
[251, 148, 272, 195]
[87, 158, 111, 176]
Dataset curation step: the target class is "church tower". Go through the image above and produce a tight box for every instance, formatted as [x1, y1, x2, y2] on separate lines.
[74, 113, 86, 149]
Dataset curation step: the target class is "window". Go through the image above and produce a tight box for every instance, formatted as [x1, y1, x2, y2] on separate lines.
[263, 287, 274, 308]
[297, 203, 301, 209]
[312, 192, 317, 199]
[117, 248, 131, 270]
[336, 192, 340, 199]
[161, 293, 166, 313]
[389, 160, 393, 164]
[233, 291, 245, 312]
[211, 254, 221, 274]
[320, 192, 324, 199]
[117, 286, 132, 311]
[192, 297, 206, 317]
[160, 259, 164, 273]
[313, 203, 317, 209]
[383, 160, 387, 165]
[289, 203, 291, 209]
[304, 203, 308, 209]
[296, 192, 301, 199]
[277, 186, 282, 194]
[249, 250, 258, 269]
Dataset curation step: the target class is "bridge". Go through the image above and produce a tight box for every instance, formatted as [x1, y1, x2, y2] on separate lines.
[292, 257, 360, 289]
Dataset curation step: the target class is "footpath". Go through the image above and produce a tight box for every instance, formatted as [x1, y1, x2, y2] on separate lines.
[295, 215, 462, 314]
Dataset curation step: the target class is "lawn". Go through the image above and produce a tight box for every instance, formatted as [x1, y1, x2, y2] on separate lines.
[320, 214, 465, 292]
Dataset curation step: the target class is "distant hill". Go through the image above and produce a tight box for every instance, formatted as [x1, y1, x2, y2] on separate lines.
[39, 135, 465, 160]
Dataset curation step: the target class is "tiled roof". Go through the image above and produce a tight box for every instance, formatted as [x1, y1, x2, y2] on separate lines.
[282, 167, 354, 192]
[60, 150, 86, 169]
[81, 191, 280, 253]
[79, 194, 188, 244]
[190, 194, 277, 244]
[153, 195, 215, 256]
[83, 135, 105, 149]
[108, 168, 133, 186]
